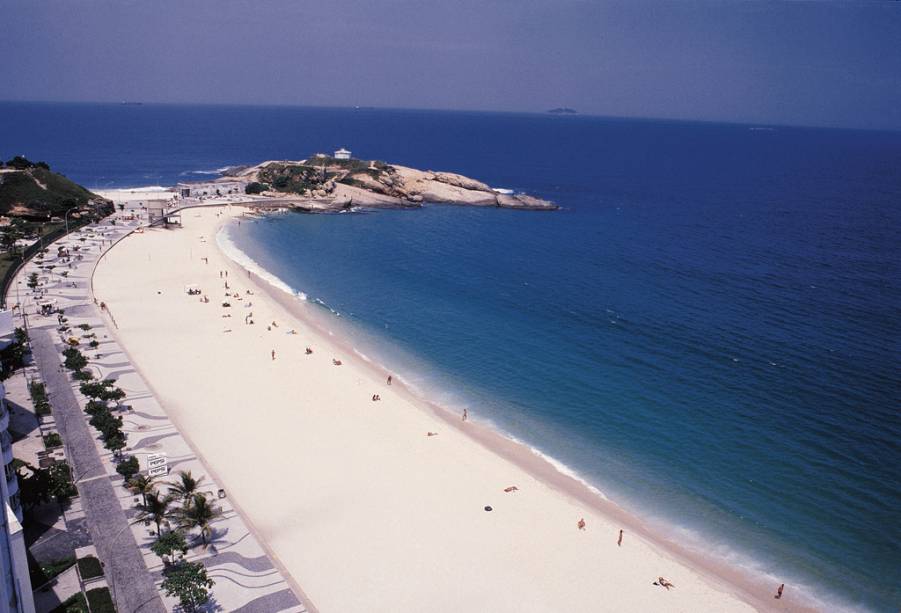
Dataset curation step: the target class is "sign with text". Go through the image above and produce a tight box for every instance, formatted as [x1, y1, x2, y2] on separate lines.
[147, 452, 168, 477]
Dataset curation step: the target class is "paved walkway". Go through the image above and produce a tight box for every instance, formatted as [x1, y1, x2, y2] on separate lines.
[10, 202, 309, 612]
[25, 276, 166, 613]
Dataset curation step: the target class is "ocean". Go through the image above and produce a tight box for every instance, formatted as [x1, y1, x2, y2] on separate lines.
[2, 101, 899, 611]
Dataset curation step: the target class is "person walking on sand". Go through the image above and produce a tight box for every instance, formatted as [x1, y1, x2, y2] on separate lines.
[387, 375, 392, 386]
[775, 584, 784, 599]
[271, 349, 276, 361]
[618, 529, 623, 546]
[578, 518, 586, 530]
[462, 408, 468, 422]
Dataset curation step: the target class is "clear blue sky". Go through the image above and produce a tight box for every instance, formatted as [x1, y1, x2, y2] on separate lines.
[1, 0, 899, 130]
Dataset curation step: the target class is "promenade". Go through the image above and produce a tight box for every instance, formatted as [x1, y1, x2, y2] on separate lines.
[8, 203, 309, 612]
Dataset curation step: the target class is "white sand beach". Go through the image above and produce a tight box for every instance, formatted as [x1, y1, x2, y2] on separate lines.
[92, 205, 784, 612]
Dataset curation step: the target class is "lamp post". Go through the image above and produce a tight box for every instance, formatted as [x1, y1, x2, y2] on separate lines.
[64, 207, 78, 235]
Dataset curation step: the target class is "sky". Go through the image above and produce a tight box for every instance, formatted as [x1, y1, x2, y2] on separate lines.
[1, 0, 900, 130]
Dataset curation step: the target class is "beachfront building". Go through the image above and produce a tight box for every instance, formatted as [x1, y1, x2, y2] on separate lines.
[0, 312, 22, 524]
[0, 314, 32, 613]
[334, 148, 352, 160]
[0, 492, 31, 613]
[177, 181, 248, 199]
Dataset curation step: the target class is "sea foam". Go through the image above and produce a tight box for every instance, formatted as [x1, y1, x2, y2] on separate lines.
[216, 224, 302, 299]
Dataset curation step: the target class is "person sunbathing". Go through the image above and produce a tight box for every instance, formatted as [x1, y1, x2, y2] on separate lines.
[656, 577, 675, 590]
[332, 359, 342, 366]
[577, 518, 586, 530]
[306, 347, 313, 354]
[427, 432, 438, 437]
[504, 486, 519, 493]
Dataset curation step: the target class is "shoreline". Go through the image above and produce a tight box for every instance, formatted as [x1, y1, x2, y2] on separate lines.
[93, 203, 808, 612]
[217, 212, 817, 613]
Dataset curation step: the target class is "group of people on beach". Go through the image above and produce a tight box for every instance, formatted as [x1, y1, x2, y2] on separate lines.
[202, 246, 793, 606]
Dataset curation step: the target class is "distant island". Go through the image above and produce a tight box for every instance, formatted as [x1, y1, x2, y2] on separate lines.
[547, 107, 577, 115]
[215, 154, 558, 211]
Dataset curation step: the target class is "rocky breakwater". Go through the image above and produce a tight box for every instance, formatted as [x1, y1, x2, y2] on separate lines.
[229, 155, 558, 212]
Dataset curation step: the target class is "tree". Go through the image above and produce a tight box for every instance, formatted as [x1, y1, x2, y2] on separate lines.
[168, 470, 205, 504]
[0, 228, 21, 255]
[27, 272, 39, 290]
[101, 387, 126, 405]
[105, 433, 127, 456]
[7, 155, 33, 170]
[62, 348, 87, 371]
[135, 490, 174, 535]
[151, 530, 188, 566]
[161, 560, 214, 612]
[79, 379, 115, 399]
[176, 493, 222, 547]
[128, 474, 155, 506]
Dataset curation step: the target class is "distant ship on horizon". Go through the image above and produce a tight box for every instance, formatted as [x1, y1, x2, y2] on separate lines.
[120, 101, 143, 106]
[547, 107, 577, 115]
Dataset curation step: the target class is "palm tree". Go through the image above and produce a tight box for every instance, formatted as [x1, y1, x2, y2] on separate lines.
[128, 474, 155, 507]
[176, 493, 222, 547]
[167, 470, 205, 504]
[136, 490, 175, 535]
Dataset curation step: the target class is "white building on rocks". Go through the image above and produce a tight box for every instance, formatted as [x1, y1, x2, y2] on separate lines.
[334, 148, 351, 160]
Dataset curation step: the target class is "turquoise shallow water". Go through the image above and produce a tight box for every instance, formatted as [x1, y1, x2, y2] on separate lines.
[2, 102, 900, 610]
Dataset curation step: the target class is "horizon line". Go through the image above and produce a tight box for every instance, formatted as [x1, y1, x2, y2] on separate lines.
[2, 98, 899, 135]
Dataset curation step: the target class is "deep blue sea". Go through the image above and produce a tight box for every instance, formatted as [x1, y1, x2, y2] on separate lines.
[2, 102, 899, 611]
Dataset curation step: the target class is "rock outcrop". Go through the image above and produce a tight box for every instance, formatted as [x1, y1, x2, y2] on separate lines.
[230, 156, 558, 212]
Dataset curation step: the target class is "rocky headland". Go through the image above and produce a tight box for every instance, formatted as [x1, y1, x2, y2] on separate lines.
[225, 155, 558, 211]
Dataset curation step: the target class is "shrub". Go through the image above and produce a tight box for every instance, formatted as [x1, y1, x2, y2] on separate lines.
[50, 591, 87, 613]
[89, 340, 99, 348]
[77, 555, 104, 580]
[31, 556, 75, 591]
[29, 380, 47, 402]
[48, 462, 77, 502]
[86, 587, 115, 613]
[77, 324, 91, 331]
[43, 432, 62, 448]
[245, 182, 267, 194]
[29, 381, 52, 416]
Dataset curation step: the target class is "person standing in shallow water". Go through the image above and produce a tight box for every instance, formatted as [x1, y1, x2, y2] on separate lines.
[462, 408, 468, 422]
[775, 584, 784, 599]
